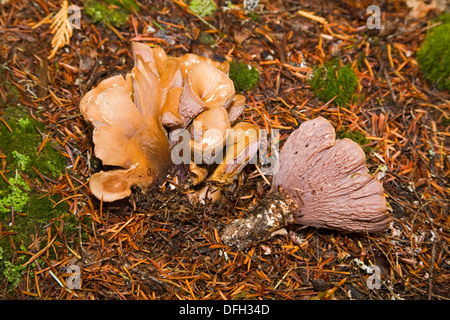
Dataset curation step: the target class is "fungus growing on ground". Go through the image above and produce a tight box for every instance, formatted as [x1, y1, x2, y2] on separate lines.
[222, 117, 390, 249]
[193, 121, 261, 204]
[80, 73, 172, 202]
[80, 42, 252, 201]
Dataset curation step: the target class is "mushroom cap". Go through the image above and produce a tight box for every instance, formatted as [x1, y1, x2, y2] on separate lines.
[178, 62, 235, 127]
[80, 75, 147, 169]
[190, 107, 231, 164]
[209, 122, 260, 183]
[80, 42, 246, 201]
[131, 41, 167, 77]
[161, 87, 184, 128]
[188, 63, 235, 110]
[80, 66, 171, 202]
[226, 94, 246, 123]
[272, 117, 389, 233]
[89, 167, 137, 202]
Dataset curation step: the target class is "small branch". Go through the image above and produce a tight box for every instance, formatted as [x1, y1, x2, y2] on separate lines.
[221, 188, 296, 249]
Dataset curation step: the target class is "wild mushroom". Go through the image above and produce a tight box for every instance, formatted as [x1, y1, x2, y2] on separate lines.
[227, 94, 246, 123]
[80, 72, 171, 202]
[222, 117, 390, 249]
[190, 107, 231, 164]
[209, 122, 260, 183]
[187, 121, 261, 204]
[81, 42, 250, 201]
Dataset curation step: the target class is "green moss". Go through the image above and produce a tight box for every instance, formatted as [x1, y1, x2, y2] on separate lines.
[0, 105, 82, 293]
[0, 173, 30, 214]
[309, 60, 358, 107]
[189, 0, 217, 17]
[198, 32, 215, 46]
[0, 247, 27, 293]
[416, 13, 450, 91]
[249, 12, 259, 22]
[337, 129, 372, 154]
[0, 177, 79, 293]
[0, 64, 20, 105]
[0, 105, 66, 179]
[442, 116, 450, 126]
[84, 0, 135, 27]
[11, 151, 30, 171]
[1, 193, 68, 247]
[229, 61, 260, 92]
[0, 192, 73, 292]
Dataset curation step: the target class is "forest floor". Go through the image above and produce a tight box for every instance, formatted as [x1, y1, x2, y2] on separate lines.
[0, 0, 449, 300]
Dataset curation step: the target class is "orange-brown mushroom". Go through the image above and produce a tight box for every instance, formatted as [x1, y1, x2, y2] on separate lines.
[178, 62, 235, 127]
[80, 72, 171, 202]
[131, 41, 167, 77]
[80, 43, 176, 202]
[226, 94, 246, 123]
[80, 42, 249, 201]
[187, 121, 261, 204]
[190, 107, 231, 164]
[209, 122, 260, 183]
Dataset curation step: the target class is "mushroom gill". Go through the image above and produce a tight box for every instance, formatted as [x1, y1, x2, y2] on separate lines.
[272, 117, 389, 233]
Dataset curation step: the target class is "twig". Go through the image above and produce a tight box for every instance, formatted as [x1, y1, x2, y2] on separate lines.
[297, 10, 328, 25]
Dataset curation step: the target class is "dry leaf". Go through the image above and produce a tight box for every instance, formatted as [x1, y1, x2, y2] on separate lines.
[48, 1, 73, 59]
[32, 1, 74, 59]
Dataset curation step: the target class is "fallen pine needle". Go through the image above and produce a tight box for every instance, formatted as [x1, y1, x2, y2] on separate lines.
[108, 217, 135, 241]
[33, 1, 75, 59]
[297, 10, 328, 25]
[0, 116, 12, 132]
[52, 194, 84, 208]
[387, 43, 394, 69]
[22, 234, 58, 267]
[49, 269, 64, 288]
[255, 164, 271, 186]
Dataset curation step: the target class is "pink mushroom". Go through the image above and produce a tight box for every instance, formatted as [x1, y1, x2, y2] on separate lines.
[222, 117, 390, 249]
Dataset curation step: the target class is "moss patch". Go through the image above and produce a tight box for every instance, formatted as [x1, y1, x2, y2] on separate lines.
[309, 60, 358, 107]
[0, 191, 75, 293]
[416, 13, 450, 91]
[0, 174, 30, 214]
[229, 61, 260, 92]
[198, 32, 215, 46]
[0, 106, 66, 179]
[441, 116, 450, 126]
[104, 0, 140, 11]
[84, 0, 139, 28]
[0, 104, 76, 293]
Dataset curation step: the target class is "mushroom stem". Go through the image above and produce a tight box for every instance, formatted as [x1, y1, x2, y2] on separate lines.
[221, 188, 296, 250]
